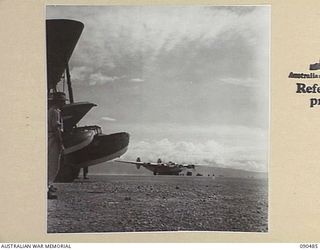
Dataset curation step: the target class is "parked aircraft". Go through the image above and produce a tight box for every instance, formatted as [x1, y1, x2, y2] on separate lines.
[46, 19, 129, 182]
[116, 157, 204, 176]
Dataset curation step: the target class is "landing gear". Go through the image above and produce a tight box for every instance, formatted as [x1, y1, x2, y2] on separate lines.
[153, 172, 157, 175]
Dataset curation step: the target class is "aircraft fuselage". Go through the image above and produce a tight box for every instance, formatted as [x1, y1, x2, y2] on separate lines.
[143, 163, 183, 175]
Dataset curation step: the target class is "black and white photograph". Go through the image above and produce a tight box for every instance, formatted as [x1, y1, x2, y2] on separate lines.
[46, 5, 269, 233]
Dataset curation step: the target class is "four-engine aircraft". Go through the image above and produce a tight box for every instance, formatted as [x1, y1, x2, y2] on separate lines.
[47, 19, 130, 182]
[116, 157, 204, 176]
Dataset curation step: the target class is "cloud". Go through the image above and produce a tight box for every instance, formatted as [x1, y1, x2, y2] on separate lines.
[48, 6, 269, 83]
[130, 78, 145, 83]
[101, 116, 116, 122]
[219, 77, 260, 88]
[89, 72, 119, 86]
[70, 66, 92, 82]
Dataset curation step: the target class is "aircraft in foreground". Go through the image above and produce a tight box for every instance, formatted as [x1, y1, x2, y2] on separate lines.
[116, 157, 206, 176]
[47, 19, 129, 182]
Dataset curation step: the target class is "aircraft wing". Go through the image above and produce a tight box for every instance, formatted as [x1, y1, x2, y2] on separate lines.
[148, 162, 167, 166]
[46, 19, 84, 90]
[181, 164, 208, 169]
[115, 160, 162, 167]
[115, 160, 145, 166]
[62, 102, 97, 131]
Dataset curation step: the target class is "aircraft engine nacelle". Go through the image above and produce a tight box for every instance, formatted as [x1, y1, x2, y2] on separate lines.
[136, 157, 141, 169]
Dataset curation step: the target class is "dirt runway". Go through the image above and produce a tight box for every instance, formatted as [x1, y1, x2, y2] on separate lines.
[47, 175, 268, 233]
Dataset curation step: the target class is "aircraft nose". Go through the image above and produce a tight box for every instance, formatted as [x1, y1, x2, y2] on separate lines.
[117, 132, 130, 147]
[123, 132, 130, 140]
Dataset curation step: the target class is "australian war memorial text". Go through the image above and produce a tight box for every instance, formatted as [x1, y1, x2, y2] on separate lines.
[288, 60, 320, 108]
[289, 72, 320, 78]
[1, 244, 71, 249]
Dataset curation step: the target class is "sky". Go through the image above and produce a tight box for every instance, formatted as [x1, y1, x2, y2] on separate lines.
[47, 5, 270, 172]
